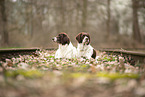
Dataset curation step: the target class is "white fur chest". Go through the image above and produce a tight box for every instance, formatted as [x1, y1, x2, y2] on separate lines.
[77, 43, 93, 59]
[55, 42, 77, 58]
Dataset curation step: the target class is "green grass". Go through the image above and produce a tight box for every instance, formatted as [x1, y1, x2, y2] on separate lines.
[6, 69, 44, 79]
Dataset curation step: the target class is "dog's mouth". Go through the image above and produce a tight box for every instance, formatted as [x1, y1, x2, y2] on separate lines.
[85, 40, 89, 45]
[84, 40, 89, 45]
[52, 37, 62, 44]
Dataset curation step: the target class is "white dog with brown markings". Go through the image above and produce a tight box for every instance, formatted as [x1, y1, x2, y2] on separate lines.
[52, 33, 77, 59]
[76, 32, 99, 59]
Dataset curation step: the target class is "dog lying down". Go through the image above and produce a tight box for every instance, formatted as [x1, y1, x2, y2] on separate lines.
[52, 33, 77, 59]
[76, 32, 99, 59]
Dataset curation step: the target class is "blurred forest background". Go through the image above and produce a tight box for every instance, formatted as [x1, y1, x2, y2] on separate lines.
[0, 0, 145, 49]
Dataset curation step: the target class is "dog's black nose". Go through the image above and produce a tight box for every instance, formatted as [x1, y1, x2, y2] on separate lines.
[52, 38, 54, 41]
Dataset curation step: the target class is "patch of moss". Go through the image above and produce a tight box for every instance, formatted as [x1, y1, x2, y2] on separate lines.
[96, 72, 139, 80]
[63, 72, 139, 81]
[69, 73, 91, 78]
[48, 56, 55, 58]
[103, 56, 116, 62]
[6, 69, 44, 79]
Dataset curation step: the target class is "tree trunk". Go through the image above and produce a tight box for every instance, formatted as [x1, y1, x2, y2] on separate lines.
[132, 0, 141, 43]
[82, 0, 87, 31]
[60, 0, 65, 32]
[0, 0, 8, 46]
[75, 0, 80, 33]
[107, 0, 111, 38]
[30, 0, 33, 37]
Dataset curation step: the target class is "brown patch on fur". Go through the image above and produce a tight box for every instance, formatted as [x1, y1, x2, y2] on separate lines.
[76, 33, 82, 43]
[57, 32, 70, 45]
[91, 49, 96, 59]
[76, 32, 90, 45]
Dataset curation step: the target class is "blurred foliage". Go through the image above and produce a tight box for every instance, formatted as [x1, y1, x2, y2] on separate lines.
[0, 50, 144, 97]
[0, 0, 145, 48]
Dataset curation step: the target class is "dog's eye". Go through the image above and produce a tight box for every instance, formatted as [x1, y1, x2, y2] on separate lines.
[57, 36, 60, 39]
[82, 35, 86, 38]
[58, 35, 62, 38]
[59, 34, 63, 37]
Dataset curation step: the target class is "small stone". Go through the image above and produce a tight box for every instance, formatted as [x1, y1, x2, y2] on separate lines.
[127, 79, 137, 89]
[135, 87, 145, 96]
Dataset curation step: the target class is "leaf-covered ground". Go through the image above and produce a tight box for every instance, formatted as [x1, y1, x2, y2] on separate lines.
[0, 50, 145, 97]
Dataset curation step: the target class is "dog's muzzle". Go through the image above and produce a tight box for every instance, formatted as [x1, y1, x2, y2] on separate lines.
[52, 37, 57, 42]
[83, 37, 89, 45]
[85, 37, 89, 42]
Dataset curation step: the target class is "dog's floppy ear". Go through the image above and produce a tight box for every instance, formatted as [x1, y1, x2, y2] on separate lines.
[76, 33, 82, 43]
[62, 33, 70, 45]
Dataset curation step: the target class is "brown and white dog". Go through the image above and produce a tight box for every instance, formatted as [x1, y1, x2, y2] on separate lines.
[76, 32, 98, 59]
[52, 33, 77, 58]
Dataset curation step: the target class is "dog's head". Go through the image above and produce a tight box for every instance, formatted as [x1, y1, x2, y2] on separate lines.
[52, 33, 70, 45]
[76, 32, 90, 45]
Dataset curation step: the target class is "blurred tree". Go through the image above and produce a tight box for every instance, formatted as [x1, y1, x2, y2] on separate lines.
[82, 0, 87, 31]
[60, 0, 65, 32]
[2, 0, 145, 48]
[138, 0, 145, 43]
[30, 0, 33, 37]
[75, 0, 80, 33]
[0, 0, 8, 46]
[107, 0, 111, 38]
[132, 0, 141, 43]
